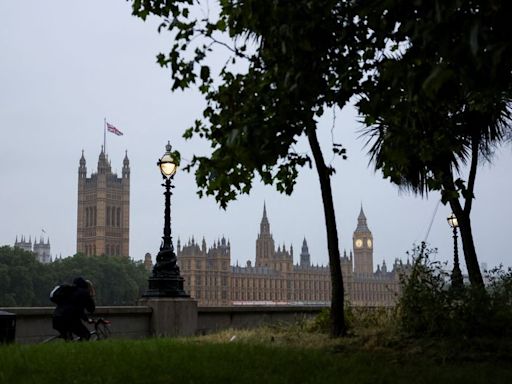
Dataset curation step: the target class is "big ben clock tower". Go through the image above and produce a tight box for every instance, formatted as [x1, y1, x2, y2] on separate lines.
[352, 206, 373, 274]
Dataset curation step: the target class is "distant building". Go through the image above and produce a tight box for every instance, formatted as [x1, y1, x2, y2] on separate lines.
[14, 235, 52, 263]
[146, 204, 407, 307]
[76, 147, 130, 257]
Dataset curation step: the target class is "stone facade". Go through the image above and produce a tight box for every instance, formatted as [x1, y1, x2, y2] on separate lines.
[76, 148, 130, 257]
[14, 235, 51, 263]
[173, 205, 407, 307]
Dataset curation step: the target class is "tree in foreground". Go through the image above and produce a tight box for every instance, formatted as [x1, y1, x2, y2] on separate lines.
[131, 0, 379, 337]
[358, 0, 512, 288]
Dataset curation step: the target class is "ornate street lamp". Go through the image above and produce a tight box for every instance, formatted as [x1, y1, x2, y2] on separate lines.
[447, 213, 464, 290]
[144, 141, 189, 297]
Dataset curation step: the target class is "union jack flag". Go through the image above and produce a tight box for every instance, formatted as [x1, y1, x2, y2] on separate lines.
[107, 122, 123, 136]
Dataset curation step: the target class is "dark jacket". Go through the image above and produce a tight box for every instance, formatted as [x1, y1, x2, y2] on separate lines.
[53, 278, 95, 321]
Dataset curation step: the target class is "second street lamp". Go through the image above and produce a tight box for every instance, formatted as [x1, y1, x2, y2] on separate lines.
[144, 141, 188, 298]
[447, 213, 464, 291]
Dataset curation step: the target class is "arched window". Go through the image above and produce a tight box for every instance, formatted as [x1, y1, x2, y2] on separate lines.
[116, 245, 120, 256]
[117, 207, 121, 227]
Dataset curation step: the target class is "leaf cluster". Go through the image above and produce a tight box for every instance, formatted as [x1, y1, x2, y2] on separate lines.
[358, 0, 512, 198]
[131, 0, 379, 207]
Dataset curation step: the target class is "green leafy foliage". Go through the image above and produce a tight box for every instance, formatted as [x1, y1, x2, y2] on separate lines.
[359, 0, 512, 195]
[397, 244, 512, 338]
[0, 246, 149, 307]
[130, 0, 383, 337]
[131, 0, 375, 207]
[358, 0, 512, 287]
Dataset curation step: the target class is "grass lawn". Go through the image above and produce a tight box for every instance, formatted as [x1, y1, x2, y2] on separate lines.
[1, 328, 511, 384]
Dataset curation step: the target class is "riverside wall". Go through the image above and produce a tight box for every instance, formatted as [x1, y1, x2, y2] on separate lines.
[0, 305, 325, 344]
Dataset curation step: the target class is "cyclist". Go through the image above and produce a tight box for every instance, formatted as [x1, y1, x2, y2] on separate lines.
[51, 277, 96, 341]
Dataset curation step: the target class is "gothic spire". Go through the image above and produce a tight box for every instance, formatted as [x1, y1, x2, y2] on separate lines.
[358, 204, 366, 221]
[301, 237, 309, 253]
[122, 150, 130, 178]
[78, 150, 87, 178]
[300, 237, 311, 267]
[260, 202, 270, 235]
[355, 204, 370, 232]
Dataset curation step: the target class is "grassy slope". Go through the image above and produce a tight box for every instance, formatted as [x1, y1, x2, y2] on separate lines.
[0, 333, 511, 384]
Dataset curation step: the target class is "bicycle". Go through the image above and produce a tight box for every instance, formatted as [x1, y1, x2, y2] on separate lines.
[42, 317, 112, 343]
[89, 317, 112, 340]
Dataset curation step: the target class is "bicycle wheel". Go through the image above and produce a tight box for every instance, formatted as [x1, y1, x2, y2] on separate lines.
[89, 331, 99, 341]
[95, 322, 111, 340]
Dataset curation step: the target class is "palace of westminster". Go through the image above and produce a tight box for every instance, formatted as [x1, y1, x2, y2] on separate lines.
[175, 204, 406, 307]
[15, 148, 407, 307]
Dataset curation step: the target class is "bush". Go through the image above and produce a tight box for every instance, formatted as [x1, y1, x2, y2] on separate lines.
[309, 304, 394, 335]
[397, 243, 512, 338]
[309, 308, 331, 333]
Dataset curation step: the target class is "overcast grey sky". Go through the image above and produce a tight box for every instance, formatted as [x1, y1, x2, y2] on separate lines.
[1, 1, 510, 272]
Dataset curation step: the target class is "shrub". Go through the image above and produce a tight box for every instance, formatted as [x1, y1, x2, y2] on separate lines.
[309, 304, 394, 335]
[397, 243, 512, 338]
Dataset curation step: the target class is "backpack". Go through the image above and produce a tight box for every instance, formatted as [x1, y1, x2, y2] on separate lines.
[49, 284, 75, 305]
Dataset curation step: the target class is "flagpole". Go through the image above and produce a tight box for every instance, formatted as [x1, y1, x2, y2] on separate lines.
[104, 117, 107, 154]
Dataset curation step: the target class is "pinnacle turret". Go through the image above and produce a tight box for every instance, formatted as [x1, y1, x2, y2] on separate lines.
[97, 146, 110, 174]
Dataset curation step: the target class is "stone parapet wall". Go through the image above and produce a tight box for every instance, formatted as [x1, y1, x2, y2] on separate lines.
[1, 304, 329, 343]
[197, 305, 325, 334]
[1, 306, 152, 344]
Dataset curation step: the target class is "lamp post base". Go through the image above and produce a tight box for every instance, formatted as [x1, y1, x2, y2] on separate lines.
[143, 275, 189, 298]
[139, 297, 197, 337]
[451, 265, 464, 291]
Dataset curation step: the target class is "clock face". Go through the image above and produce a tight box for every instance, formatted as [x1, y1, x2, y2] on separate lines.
[355, 239, 363, 248]
[367, 239, 373, 248]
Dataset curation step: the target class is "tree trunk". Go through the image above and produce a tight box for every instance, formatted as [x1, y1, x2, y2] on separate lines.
[446, 194, 484, 288]
[455, 212, 484, 288]
[441, 161, 484, 288]
[307, 124, 346, 337]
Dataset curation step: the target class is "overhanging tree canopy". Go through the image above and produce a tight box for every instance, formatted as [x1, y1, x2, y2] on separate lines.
[358, 0, 512, 287]
[131, 0, 381, 336]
